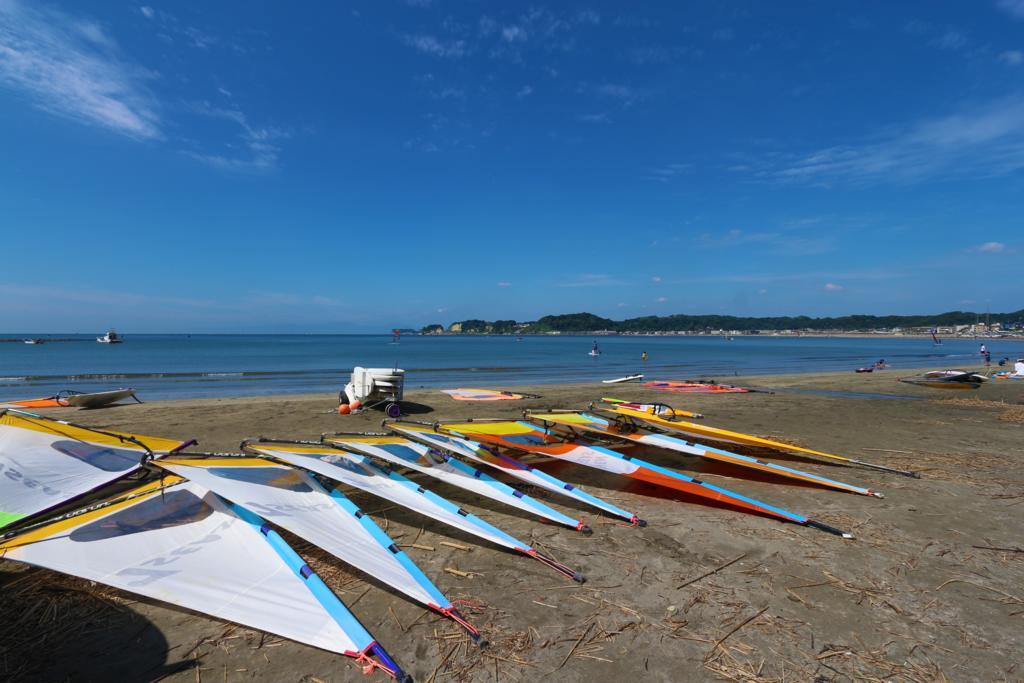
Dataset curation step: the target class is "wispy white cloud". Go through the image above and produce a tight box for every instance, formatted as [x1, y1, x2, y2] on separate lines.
[184, 102, 289, 172]
[644, 162, 691, 182]
[698, 228, 836, 256]
[403, 137, 441, 153]
[557, 273, 623, 288]
[996, 0, 1024, 20]
[515, 84, 534, 98]
[501, 25, 527, 43]
[0, 0, 160, 139]
[1000, 50, 1024, 65]
[932, 30, 967, 51]
[750, 96, 1024, 185]
[0, 282, 215, 309]
[824, 283, 843, 291]
[401, 33, 466, 58]
[135, 5, 226, 51]
[651, 276, 662, 283]
[655, 296, 668, 303]
[968, 241, 1006, 253]
[594, 83, 635, 100]
[497, 281, 512, 287]
[578, 112, 611, 123]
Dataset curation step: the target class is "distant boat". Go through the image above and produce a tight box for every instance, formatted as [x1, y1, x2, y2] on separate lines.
[23, 338, 43, 345]
[97, 329, 123, 344]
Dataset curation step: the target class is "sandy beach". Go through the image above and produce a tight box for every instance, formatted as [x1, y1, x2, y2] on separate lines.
[3, 368, 1022, 682]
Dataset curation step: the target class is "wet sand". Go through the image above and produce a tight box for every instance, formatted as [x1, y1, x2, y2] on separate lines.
[2, 368, 1022, 681]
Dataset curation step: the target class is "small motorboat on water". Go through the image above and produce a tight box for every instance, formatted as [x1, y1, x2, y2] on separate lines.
[899, 370, 987, 390]
[97, 329, 123, 344]
[23, 339, 43, 345]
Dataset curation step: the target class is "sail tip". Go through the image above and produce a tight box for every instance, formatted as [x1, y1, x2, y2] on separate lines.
[870, 491, 885, 499]
[806, 519, 853, 539]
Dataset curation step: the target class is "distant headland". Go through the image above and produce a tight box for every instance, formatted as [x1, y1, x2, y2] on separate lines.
[418, 310, 1024, 337]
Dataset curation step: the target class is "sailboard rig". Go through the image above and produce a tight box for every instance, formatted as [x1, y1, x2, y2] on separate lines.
[322, 433, 589, 532]
[441, 388, 541, 401]
[532, 410, 882, 498]
[0, 409, 188, 529]
[643, 381, 750, 394]
[0, 477, 410, 680]
[436, 419, 853, 538]
[242, 440, 585, 582]
[155, 455, 482, 642]
[601, 398, 703, 419]
[898, 370, 986, 391]
[597, 401, 919, 478]
[385, 421, 642, 524]
[0, 389, 140, 410]
[930, 328, 942, 345]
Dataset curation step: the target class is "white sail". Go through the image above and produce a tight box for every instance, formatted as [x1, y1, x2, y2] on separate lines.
[387, 424, 638, 522]
[247, 443, 528, 552]
[156, 457, 452, 612]
[325, 435, 584, 530]
[0, 478, 405, 673]
[0, 411, 182, 528]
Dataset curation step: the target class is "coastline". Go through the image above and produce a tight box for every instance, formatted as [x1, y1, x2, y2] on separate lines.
[3, 369, 1022, 681]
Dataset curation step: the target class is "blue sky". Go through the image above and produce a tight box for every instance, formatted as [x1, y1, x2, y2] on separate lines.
[1, 0, 1022, 332]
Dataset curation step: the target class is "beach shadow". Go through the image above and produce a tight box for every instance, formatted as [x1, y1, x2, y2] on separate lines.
[0, 568, 173, 681]
[398, 401, 434, 415]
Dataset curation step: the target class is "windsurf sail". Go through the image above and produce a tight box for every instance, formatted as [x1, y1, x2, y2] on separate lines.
[243, 441, 584, 582]
[537, 411, 881, 498]
[439, 419, 852, 538]
[643, 381, 750, 394]
[0, 477, 408, 679]
[440, 389, 540, 401]
[385, 422, 641, 524]
[599, 404, 919, 478]
[600, 398, 703, 419]
[156, 456, 481, 642]
[322, 434, 588, 532]
[0, 389, 139, 410]
[0, 410, 187, 529]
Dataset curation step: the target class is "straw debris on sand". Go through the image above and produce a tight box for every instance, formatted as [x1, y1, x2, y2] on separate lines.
[3, 369, 1022, 681]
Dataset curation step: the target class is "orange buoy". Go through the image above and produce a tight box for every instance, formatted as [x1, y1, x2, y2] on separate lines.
[337, 404, 351, 415]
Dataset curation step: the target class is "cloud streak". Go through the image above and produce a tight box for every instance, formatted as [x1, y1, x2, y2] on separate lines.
[184, 102, 289, 172]
[401, 33, 466, 58]
[968, 241, 1006, 253]
[753, 96, 1024, 185]
[0, 0, 160, 139]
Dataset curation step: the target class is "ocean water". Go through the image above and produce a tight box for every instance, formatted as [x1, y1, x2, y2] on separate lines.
[0, 334, 1016, 401]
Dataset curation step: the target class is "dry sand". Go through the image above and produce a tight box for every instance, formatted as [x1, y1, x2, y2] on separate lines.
[2, 369, 1023, 682]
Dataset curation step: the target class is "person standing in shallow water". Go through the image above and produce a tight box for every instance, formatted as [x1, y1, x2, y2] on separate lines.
[641, 351, 648, 362]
